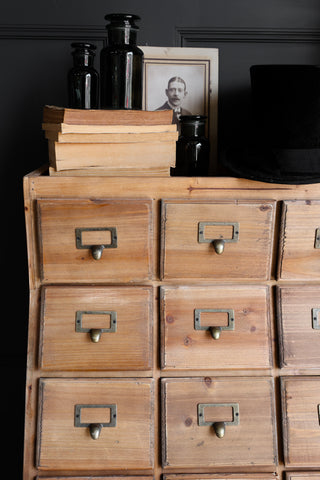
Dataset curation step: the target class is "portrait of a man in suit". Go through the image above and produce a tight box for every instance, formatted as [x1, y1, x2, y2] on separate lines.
[141, 46, 219, 169]
[156, 76, 192, 124]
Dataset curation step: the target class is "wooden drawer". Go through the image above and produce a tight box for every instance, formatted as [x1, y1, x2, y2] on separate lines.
[37, 198, 153, 283]
[39, 286, 153, 371]
[278, 200, 320, 280]
[37, 477, 153, 480]
[36, 378, 154, 471]
[160, 285, 272, 370]
[286, 474, 320, 480]
[164, 475, 278, 480]
[161, 377, 277, 469]
[277, 285, 320, 369]
[160, 200, 275, 280]
[281, 376, 320, 467]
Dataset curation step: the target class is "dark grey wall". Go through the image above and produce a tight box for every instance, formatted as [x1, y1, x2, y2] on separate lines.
[2, 1, 320, 476]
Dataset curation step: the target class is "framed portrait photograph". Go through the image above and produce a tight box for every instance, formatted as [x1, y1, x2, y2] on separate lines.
[140, 46, 219, 172]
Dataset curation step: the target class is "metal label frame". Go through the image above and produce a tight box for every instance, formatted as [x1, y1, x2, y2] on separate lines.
[75, 227, 117, 249]
[75, 310, 117, 333]
[198, 221, 240, 244]
[74, 404, 117, 428]
[194, 308, 235, 331]
[315, 228, 320, 249]
[197, 402, 240, 427]
[312, 308, 320, 330]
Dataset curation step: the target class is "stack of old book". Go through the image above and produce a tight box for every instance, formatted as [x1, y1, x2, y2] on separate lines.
[42, 105, 177, 176]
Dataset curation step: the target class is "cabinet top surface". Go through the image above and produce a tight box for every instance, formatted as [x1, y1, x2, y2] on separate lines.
[24, 167, 320, 201]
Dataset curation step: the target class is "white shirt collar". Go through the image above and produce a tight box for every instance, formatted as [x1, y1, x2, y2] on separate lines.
[168, 100, 181, 112]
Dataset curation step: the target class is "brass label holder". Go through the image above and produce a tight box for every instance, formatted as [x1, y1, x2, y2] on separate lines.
[198, 221, 239, 244]
[314, 228, 320, 249]
[74, 404, 117, 428]
[194, 308, 235, 340]
[312, 308, 320, 330]
[74, 404, 117, 439]
[75, 227, 117, 250]
[76, 310, 117, 342]
[75, 227, 117, 260]
[198, 221, 239, 254]
[198, 402, 240, 438]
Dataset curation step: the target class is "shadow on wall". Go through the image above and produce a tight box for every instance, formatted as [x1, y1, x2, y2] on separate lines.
[217, 85, 253, 158]
[0, 36, 71, 362]
[0, 86, 63, 478]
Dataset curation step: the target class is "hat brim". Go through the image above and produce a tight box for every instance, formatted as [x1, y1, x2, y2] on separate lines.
[223, 147, 320, 184]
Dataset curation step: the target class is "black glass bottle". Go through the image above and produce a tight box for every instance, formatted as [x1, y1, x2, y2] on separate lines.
[68, 42, 99, 109]
[100, 13, 143, 109]
[172, 115, 210, 176]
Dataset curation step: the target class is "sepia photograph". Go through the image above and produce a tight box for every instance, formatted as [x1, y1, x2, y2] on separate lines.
[141, 46, 219, 169]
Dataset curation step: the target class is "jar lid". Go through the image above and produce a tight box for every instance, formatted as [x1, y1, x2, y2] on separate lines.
[105, 13, 141, 28]
[71, 42, 97, 51]
[179, 115, 207, 124]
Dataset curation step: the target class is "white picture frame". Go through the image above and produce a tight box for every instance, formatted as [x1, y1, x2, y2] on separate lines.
[140, 46, 219, 172]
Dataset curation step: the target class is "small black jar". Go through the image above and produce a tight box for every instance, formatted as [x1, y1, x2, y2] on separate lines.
[172, 115, 210, 176]
[100, 13, 143, 109]
[68, 42, 99, 109]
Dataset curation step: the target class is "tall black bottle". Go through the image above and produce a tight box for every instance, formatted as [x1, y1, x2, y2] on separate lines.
[100, 13, 143, 109]
[68, 42, 99, 109]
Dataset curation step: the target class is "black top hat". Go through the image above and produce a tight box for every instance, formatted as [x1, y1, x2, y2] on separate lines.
[223, 64, 320, 184]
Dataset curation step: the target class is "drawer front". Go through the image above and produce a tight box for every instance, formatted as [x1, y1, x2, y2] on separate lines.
[278, 200, 320, 280]
[160, 285, 272, 370]
[160, 200, 275, 280]
[161, 377, 277, 468]
[36, 378, 154, 471]
[281, 376, 320, 467]
[163, 475, 278, 480]
[37, 198, 153, 283]
[39, 286, 153, 371]
[286, 474, 320, 480]
[277, 285, 320, 369]
[37, 477, 153, 480]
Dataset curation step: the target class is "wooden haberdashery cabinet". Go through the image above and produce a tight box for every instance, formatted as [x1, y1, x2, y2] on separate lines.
[23, 167, 320, 480]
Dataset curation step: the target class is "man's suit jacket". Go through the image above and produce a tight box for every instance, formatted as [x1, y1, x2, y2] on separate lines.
[156, 101, 192, 124]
